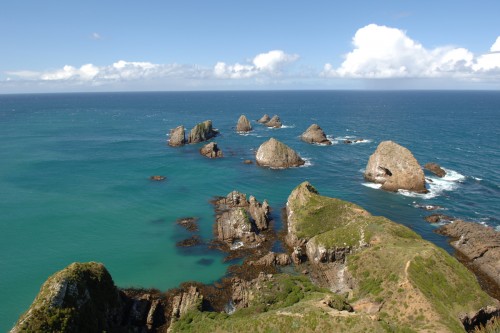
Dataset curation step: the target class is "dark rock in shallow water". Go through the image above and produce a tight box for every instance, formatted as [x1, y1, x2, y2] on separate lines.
[424, 162, 447, 178]
[301, 124, 332, 145]
[236, 114, 252, 132]
[200, 142, 223, 158]
[196, 258, 215, 266]
[187, 120, 219, 144]
[150, 175, 166, 181]
[176, 236, 203, 247]
[344, 139, 364, 144]
[424, 214, 454, 223]
[364, 140, 427, 193]
[176, 217, 199, 232]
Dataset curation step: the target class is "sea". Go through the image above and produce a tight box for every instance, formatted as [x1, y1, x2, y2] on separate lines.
[0, 91, 499, 330]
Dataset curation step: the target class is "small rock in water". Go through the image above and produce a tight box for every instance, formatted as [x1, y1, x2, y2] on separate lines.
[424, 214, 454, 223]
[150, 175, 166, 181]
[176, 236, 202, 247]
[176, 217, 199, 232]
[424, 162, 447, 178]
[243, 160, 253, 164]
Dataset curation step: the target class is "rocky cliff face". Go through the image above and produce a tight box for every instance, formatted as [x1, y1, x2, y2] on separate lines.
[236, 115, 252, 132]
[199, 142, 223, 158]
[255, 138, 305, 168]
[168, 126, 186, 147]
[187, 120, 219, 144]
[213, 191, 270, 249]
[364, 140, 427, 193]
[10, 262, 166, 333]
[300, 124, 332, 145]
[170, 286, 202, 321]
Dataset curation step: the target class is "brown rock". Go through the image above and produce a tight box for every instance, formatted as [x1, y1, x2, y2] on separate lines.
[149, 175, 166, 181]
[176, 217, 199, 232]
[424, 214, 454, 223]
[257, 114, 271, 123]
[187, 120, 219, 144]
[248, 252, 291, 267]
[364, 141, 427, 193]
[301, 124, 332, 145]
[236, 115, 252, 132]
[200, 142, 223, 158]
[176, 236, 202, 247]
[264, 115, 282, 128]
[168, 125, 186, 146]
[255, 138, 305, 168]
[424, 162, 447, 178]
[243, 160, 253, 164]
[171, 286, 202, 320]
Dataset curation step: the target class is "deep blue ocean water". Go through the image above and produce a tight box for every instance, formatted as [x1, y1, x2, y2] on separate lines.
[0, 91, 499, 330]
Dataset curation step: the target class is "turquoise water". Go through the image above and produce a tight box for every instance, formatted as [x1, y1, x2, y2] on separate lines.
[1, 91, 499, 330]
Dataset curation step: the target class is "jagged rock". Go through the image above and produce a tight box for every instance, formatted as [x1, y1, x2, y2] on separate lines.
[424, 162, 447, 178]
[264, 115, 282, 128]
[10, 262, 165, 333]
[257, 114, 270, 123]
[170, 286, 202, 320]
[301, 124, 332, 145]
[461, 306, 500, 332]
[236, 115, 252, 132]
[255, 138, 305, 168]
[436, 220, 500, 290]
[213, 191, 270, 249]
[306, 239, 351, 264]
[176, 217, 199, 232]
[231, 272, 271, 309]
[248, 252, 291, 266]
[169, 125, 186, 147]
[200, 142, 223, 158]
[364, 141, 427, 193]
[424, 214, 454, 223]
[150, 175, 166, 181]
[187, 120, 218, 144]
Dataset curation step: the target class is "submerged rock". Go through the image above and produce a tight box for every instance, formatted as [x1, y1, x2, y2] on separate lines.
[300, 124, 332, 145]
[176, 217, 199, 232]
[255, 138, 305, 168]
[236, 115, 252, 132]
[187, 120, 219, 144]
[364, 140, 427, 193]
[169, 125, 186, 147]
[424, 162, 447, 178]
[264, 115, 282, 128]
[200, 142, 223, 158]
[257, 114, 271, 124]
[150, 175, 166, 181]
[176, 236, 202, 247]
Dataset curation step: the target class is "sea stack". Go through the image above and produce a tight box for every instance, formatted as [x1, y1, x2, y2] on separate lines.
[236, 115, 252, 132]
[257, 114, 271, 124]
[300, 124, 332, 145]
[199, 142, 223, 158]
[255, 138, 305, 168]
[264, 115, 282, 128]
[187, 120, 219, 144]
[168, 125, 186, 146]
[424, 162, 447, 178]
[364, 140, 427, 193]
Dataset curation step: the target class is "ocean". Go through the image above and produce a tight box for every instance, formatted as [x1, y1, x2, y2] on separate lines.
[0, 91, 499, 331]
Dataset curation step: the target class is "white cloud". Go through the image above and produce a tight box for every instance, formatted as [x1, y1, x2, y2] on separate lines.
[323, 24, 500, 79]
[91, 32, 102, 40]
[491, 37, 500, 52]
[214, 50, 299, 79]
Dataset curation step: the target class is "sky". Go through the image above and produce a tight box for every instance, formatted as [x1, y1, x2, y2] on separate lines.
[1, 0, 499, 93]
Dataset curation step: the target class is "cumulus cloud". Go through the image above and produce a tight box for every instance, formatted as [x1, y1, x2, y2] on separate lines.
[323, 24, 500, 79]
[214, 50, 299, 79]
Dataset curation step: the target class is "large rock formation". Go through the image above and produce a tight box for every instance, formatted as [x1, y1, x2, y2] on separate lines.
[257, 114, 270, 124]
[187, 120, 219, 144]
[213, 191, 270, 249]
[255, 138, 305, 168]
[236, 115, 252, 132]
[424, 162, 447, 177]
[199, 142, 223, 158]
[10, 262, 166, 333]
[300, 124, 332, 145]
[264, 115, 282, 128]
[364, 140, 427, 193]
[170, 286, 202, 321]
[436, 220, 500, 293]
[168, 125, 186, 147]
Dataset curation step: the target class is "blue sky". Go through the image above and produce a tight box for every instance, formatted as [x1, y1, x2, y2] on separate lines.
[1, 0, 499, 93]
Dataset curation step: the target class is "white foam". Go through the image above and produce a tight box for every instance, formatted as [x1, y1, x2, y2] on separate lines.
[280, 124, 296, 129]
[441, 168, 465, 182]
[230, 241, 243, 250]
[496, 226, 500, 232]
[398, 168, 466, 199]
[471, 176, 482, 181]
[300, 157, 313, 168]
[361, 183, 382, 190]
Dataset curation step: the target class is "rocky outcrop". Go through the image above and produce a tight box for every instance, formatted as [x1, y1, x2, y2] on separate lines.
[170, 286, 202, 320]
[424, 214, 454, 223]
[236, 115, 252, 132]
[424, 162, 447, 177]
[10, 262, 166, 333]
[264, 115, 282, 128]
[213, 191, 270, 249]
[248, 252, 291, 267]
[187, 120, 219, 144]
[257, 114, 270, 124]
[176, 217, 199, 232]
[364, 141, 427, 193]
[300, 124, 332, 145]
[436, 220, 500, 290]
[255, 138, 305, 168]
[169, 125, 186, 147]
[461, 306, 500, 332]
[199, 142, 223, 158]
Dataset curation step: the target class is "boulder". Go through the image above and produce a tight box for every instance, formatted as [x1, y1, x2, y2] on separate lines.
[257, 114, 271, 123]
[255, 138, 305, 168]
[200, 142, 223, 158]
[264, 115, 282, 128]
[187, 120, 218, 144]
[301, 124, 332, 145]
[436, 220, 500, 290]
[424, 162, 447, 178]
[169, 125, 186, 146]
[236, 115, 252, 132]
[364, 141, 427, 193]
